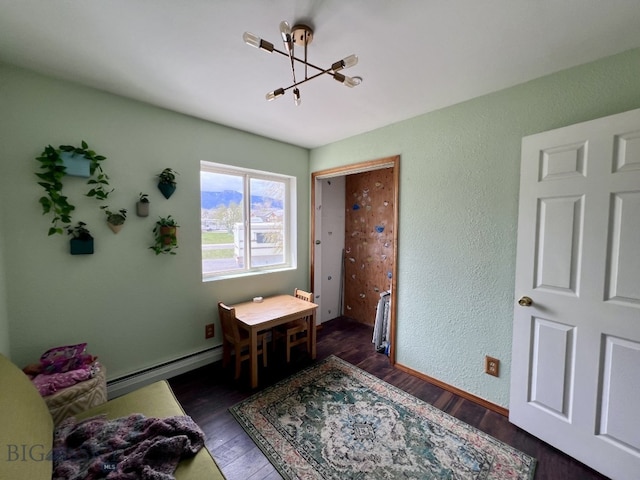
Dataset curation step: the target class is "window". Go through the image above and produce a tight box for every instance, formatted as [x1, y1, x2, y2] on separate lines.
[200, 161, 296, 280]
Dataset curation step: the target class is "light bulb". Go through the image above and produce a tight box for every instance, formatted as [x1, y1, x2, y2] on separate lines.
[334, 73, 361, 88]
[342, 54, 358, 69]
[331, 54, 359, 72]
[279, 21, 293, 53]
[342, 76, 361, 88]
[293, 88, 301, 106]
[265, 88, 285, 101]
[243, 32, 261, 48]
[243, 31, 273, 52]
[279, 21, 291, 36]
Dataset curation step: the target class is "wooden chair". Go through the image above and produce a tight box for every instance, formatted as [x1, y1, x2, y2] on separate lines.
[273, 288, 313, 363]
[218, 302, 267, 380]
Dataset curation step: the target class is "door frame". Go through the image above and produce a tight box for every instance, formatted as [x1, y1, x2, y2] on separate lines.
[311, 155, 400, 364]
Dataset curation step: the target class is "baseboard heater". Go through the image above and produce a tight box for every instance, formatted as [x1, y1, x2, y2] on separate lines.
[107, 346, 223, 399]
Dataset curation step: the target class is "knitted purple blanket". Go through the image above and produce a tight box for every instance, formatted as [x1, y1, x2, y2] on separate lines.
[53, 413, 205, 480]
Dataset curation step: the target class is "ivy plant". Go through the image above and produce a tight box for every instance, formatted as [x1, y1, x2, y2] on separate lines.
[150, 215, 179, 255]
[35, 141, 112, 235]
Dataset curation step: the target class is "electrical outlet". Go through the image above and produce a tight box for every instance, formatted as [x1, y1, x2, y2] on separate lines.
[485, 356, 500, 377]
[205, 323, 215, 339]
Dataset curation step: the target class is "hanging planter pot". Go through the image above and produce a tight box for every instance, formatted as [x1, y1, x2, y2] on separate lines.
[156, 168, 178, 199]
[35, 141, 112, 236]
[160, 226, 178, 245]
[60, 151, 91, 178]
[158, 182, 176, 199]
[136, 202, 150, 216]
[70, 237, 94, 255]
[67, 222, 94, 255]
[150, 215, 179, 255]
[136, 193, 150, 217]
[102, 207, 127, 234]
[107, 223, 124, 234]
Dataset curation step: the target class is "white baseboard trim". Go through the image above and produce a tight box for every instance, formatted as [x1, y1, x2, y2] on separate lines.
[107, 346, 222, 399]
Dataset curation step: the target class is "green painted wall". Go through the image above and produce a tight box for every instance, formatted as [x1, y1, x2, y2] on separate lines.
[2, 48, 639, 406]
[0, 203, 9, 357]
[310, 48, 640, 407]
[0, 63, 309, 377]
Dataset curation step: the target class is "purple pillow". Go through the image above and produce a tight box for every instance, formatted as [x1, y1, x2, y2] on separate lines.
[40, 343, 89, 374]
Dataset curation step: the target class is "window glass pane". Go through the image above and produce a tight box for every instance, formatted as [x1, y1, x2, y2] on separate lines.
[200, 161, 295, 281]
[201, 171, 244, 274]
[249, 178, 285, 268]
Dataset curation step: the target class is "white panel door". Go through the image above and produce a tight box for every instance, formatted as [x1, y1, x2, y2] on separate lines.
[510, 108, 640, 480]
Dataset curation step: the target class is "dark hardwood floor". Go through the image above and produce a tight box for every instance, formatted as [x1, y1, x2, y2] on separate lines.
[170, 317, 609, 480]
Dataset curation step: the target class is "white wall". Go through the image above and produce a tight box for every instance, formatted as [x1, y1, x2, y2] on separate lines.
[310, 48, 640, 407]
[317, 176, 346, 323]
[0, 63, 309, 377]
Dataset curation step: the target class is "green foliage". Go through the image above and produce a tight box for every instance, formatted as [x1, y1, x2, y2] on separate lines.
[212, 202, 242, 233]
[155, 215, 179, 228]
[201, 232, 234, 260]
[202, 248, 234, 260]
[101, 206, 127, 225]
[35, 141, 111, 235]
[157, 168, 178, 186]
[66, 221, 93, 240]
[36, 145, 74, 235]
[138, 192, 149, 203]
[201, 231, 233, 244]
[150, 215, 180, 255]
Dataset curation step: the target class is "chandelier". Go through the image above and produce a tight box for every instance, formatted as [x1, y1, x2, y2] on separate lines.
[243, 21, 361, 106]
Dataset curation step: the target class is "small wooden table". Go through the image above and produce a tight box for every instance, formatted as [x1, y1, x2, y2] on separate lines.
[233, 294, 318, 388]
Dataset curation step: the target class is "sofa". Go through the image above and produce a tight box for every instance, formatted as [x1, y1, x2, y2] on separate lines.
[0, 353, 225, 479]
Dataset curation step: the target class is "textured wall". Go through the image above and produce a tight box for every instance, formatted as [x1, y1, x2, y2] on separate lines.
[0, 63, 309, 376]
[0, 204, 9, 357]
[310, 48, 640, 407]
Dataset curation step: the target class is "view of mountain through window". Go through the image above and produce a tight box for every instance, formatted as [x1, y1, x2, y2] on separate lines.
[200, 162, 295, 280]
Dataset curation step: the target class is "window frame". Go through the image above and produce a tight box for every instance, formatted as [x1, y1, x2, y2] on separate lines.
[200, 161, 297, 281]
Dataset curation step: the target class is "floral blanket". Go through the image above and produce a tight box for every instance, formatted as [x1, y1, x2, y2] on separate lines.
[53, 414, 205, 480]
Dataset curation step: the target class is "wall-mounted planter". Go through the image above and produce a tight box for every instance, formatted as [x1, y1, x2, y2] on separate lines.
[67, 222, 94, 255]
[36, 141, 111, 236]
[150, 215, 179, 255]
[160, 226, 177, 245]
[103, 208, 126, 235]
[107, 222, 124, 234]
[158, 182, 176, 199]
[70, 238, 94, 255]
[60, 151, 91, 178]
[156, 168, 178, 199]
[136, 201, 150, 217]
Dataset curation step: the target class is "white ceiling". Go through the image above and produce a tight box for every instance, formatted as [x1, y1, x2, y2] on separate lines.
[1, 1, 640, 149]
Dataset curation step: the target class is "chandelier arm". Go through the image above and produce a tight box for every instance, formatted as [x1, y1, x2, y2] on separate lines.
[277, 68, 335, 93]
[271, 47, 335, 76]
[304, 40, 308, 80]
[279, 22, 298, 86]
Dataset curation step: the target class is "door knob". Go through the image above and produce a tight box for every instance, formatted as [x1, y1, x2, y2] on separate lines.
[518, 296, 533, 307]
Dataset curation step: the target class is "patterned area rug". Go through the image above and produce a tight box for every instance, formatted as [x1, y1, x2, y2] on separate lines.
[230, 355, 536, 480]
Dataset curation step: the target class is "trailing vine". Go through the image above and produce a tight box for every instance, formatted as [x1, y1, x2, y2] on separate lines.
[150, 215, 179, 255]
[35, 141, 112, 235]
